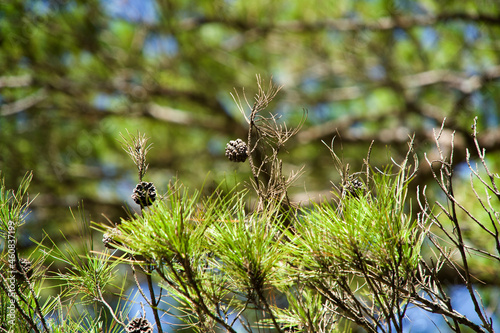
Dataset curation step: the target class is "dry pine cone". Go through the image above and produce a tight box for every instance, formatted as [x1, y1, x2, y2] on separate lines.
[132, 181, 156, 207]
[343, 179, 364, 198]
[126, 318, 153, 333]
[225, 139, 248, 162]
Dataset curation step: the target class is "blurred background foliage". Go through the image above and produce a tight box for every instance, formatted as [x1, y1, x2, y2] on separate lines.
[1, 0, 500, 322]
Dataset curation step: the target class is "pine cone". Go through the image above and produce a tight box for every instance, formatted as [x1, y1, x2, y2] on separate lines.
[132, 181, 156, 207]
[126, 318, 153, 333]
[15, 258, 33, 281]
[343, 179, 364, 197]
[225, 139, 248, 162]
[102, 228, 122, 249]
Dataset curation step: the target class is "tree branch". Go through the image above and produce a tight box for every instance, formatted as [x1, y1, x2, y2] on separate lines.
[0, 74, 32, 88]
[149, 12, 500, 34]
[1, 89, 47, 116]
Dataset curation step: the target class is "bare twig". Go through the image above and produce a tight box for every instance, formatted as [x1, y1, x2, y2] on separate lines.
[119, 130, 153, 181]
[420, 119, 495, 332]
[232, 75, 305, 217]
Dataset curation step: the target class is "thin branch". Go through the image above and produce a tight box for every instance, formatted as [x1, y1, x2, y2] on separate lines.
[96, 281, 126, 328]
[145, 268, 164, 333]
[0, 74, 32, 88]
[150, 12, 500, 34]
[422, 119, 494, 332]
[315, 280, 379, 333]
[468, 117, 500, 200]
[1, 89, 47, 116]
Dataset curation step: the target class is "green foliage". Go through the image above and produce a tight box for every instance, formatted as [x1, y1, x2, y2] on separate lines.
[209, 203, 290, 293]
[0, 171, 33, 233]
[115, 185, 211, 262]
[0, 128, 499, 332]
[4, 0, 500, 219]
[0, 173, 130, 332]
[40, 228, 122, 306]
[2, 1, 500, 329]
[90, 149, 424, 332]
[104, 184, 293, 331]
[297, 167, 422, 280]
